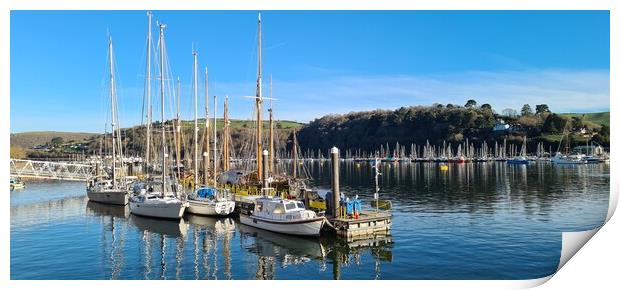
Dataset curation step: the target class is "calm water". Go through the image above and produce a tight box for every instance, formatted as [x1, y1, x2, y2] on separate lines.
[10, 162, 609, 280]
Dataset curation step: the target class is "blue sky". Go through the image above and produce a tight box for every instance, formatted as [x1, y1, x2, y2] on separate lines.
[10, 10, 609, 133]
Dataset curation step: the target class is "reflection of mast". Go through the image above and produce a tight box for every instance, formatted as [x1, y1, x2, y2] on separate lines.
[223, 222, 232, 279]
[193, 228, 200, 279]
[175, 237, 185, 279]
[143, 231, 152, 279]
[160, 236, 167, 279]
[256, 256, 275, 280]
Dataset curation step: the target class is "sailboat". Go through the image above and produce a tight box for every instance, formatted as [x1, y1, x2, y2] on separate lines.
[551, 119, 587, 164]
[187, 51, 235, 216]
[507, 136, 529, 165]
[86, 35, 132, 206]
[129, 20, 187, 219]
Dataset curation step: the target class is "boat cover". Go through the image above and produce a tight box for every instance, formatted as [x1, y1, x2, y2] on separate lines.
[197, 187, 217, 198]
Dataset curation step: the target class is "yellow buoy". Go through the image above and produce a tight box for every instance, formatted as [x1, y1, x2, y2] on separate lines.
[439, 164, 449, 171]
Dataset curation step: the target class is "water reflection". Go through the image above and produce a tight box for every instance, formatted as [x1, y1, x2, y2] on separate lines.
[10, 162, 608, 279]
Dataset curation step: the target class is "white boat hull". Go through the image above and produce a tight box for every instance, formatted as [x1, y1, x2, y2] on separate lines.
[129, 199, 186, 219]
[87, 189, 129, 205]
[239, 214, 324, 236]
[186, 199, 235, 216]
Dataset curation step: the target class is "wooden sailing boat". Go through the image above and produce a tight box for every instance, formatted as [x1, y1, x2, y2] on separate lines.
[86, 34, 132, 206]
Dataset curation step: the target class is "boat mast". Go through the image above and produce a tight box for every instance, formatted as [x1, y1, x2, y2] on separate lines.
[255, 13, 263, 181]
[159, 23, 167, 193]
[268, 74, 274, 176]
[193, 51, 199, 187]
[145, 11, 152, 174]
[213, 95, 218, 186]
[223, 96, 230, 171]
[203, 66, 210, 185]
[108, 35, 117, 187]
[292, 129, 298, 179]
[175, 77, 181, 181]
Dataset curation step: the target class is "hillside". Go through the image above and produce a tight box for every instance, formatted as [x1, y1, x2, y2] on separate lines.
[560, 112, 610, 127]
[10, 131, 97, 149]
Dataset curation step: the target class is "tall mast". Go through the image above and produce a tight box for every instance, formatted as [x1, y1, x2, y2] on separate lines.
[108, 35, 117, 187]
[255, 12, 263, 181]
[269, 74, 274, 175]
[213, 95, 218, 186]
[175, 77, 181, 181]
[203, 66, 210, 185]
[292, 129, 298, 179]
[159, 23, 167, 193]
[145, 11, 152, 173]
[193, 51, 199, 187]
[223, 96, 230, 171]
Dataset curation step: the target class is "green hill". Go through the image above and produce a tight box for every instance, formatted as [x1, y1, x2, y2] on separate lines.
[10, 131, 97, 149]
[560, 112, 609, 127]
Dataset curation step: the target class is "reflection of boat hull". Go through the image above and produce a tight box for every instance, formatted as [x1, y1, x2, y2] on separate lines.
[237, 223, 325, 258]
[86, 201, 129, 218]
[239, 214, 324, 236]
[129, 214, 187, 237]
[506, 159, 529, 165]
[87, 189, 129, 205]
[186, 199, 235, 216]
[129, 198, 186, 219]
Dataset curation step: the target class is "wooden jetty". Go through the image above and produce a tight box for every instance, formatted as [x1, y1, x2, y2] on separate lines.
[324, 147, 392, 241]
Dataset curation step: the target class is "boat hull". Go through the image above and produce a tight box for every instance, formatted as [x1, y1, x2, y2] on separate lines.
[239, 214, 324, 236]
[506, 160, 529, 165]
[129, 199, 186, 219]
[87, 189, 129, 205]
[186, 199, 235, 216]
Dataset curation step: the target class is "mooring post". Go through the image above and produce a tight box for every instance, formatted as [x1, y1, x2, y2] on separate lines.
[262, 149, 269, 190]
[331, 146, 340, 218]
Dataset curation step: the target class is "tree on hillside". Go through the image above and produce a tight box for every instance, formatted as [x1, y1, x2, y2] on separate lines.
[446, 104, 455, 109]
[10, 145, 26, 159]
[521, 104, 533, 116]
[50, 137, 64, 147]
[480, 104, 492, 111]
[465, 99, 477, 108]
[536, 104, 550, 114]
[502, 108, 518, 117]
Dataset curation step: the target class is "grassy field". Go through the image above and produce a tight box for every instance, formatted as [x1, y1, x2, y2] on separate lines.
[10, 131, 97, 149]
[560, 112, 610, 127]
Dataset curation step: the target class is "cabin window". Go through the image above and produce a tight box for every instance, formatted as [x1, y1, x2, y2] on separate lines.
[273, 204, 285, 214]
[296, 202, 305, 209]
[285, 203, 296, 211]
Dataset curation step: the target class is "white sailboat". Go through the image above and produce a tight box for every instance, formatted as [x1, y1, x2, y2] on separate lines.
[87, 35, 131, 206]
[186, 51, 235, 216]
[129, 19, 187, 219]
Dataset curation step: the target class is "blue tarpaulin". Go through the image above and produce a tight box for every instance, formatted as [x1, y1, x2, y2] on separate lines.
[197, 187, 217, 198]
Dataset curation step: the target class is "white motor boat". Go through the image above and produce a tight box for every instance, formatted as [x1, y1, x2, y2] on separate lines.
[186, 186, 236, 216]
[129, 179, 187, 219]
[551, 152, 587, 164]
[239, 196, 325, 236]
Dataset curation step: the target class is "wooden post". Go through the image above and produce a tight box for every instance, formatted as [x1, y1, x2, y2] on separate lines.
[262, 149, 269, 190]
[331, 147, 340, 218]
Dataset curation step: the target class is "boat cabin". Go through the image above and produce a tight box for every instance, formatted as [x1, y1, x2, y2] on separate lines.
[253, 197, 316, 221]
